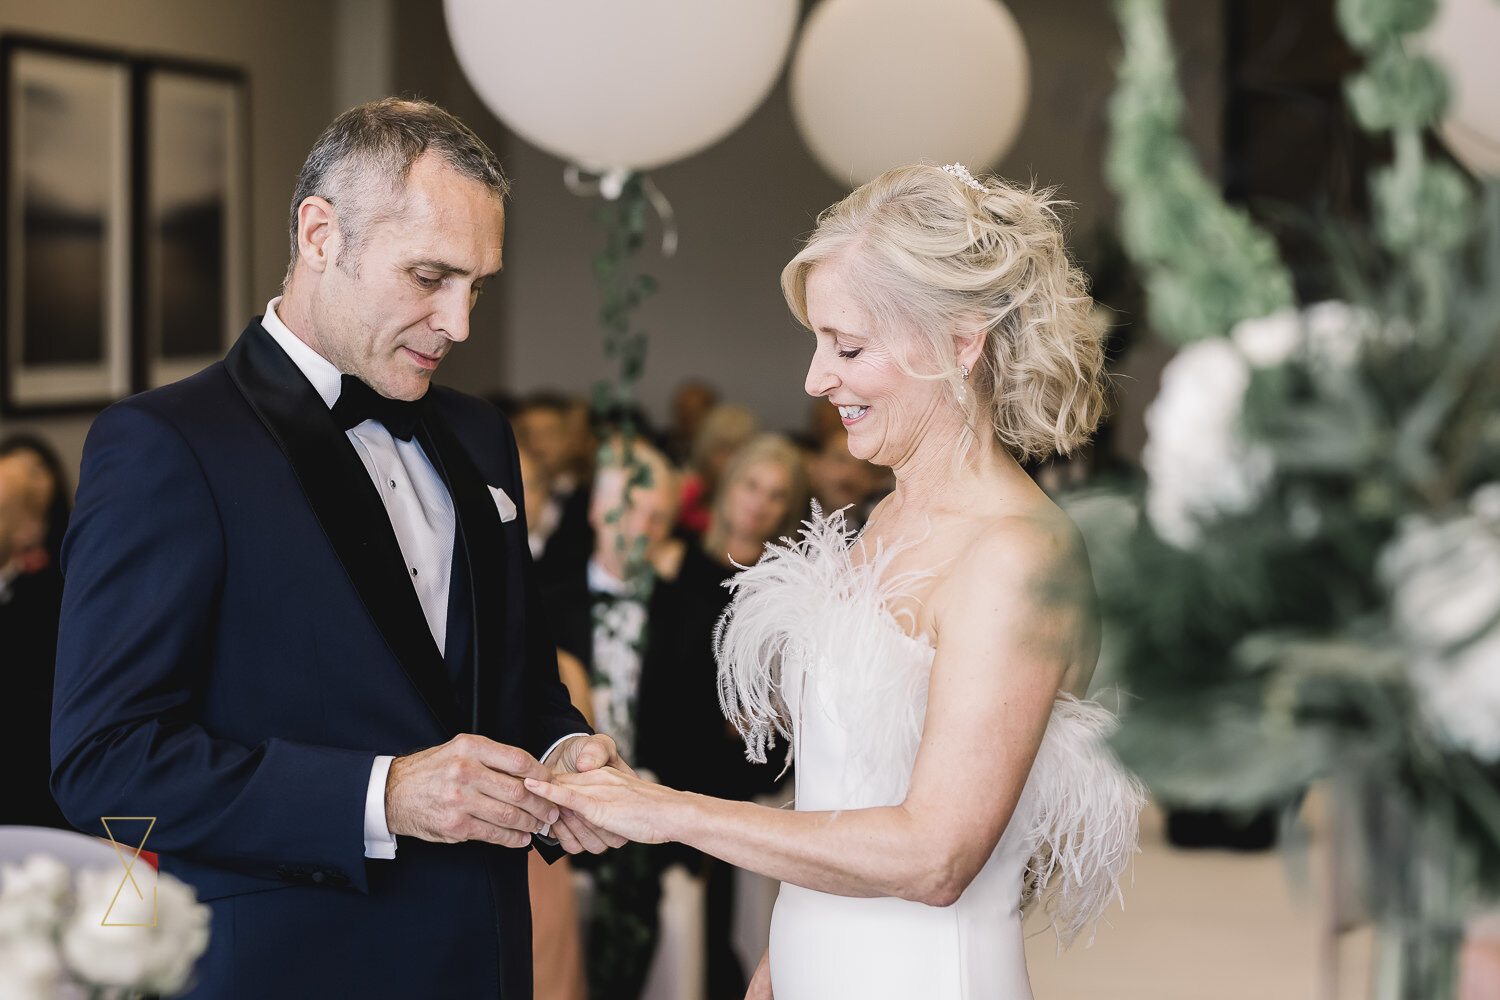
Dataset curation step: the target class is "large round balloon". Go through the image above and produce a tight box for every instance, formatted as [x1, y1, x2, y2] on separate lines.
[444, 0, 799, 173]
[1422, 0, 1500, 176]
[790, 0, 1030, 188]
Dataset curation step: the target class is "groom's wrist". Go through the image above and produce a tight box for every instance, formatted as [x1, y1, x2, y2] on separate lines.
[542, 732, 589, 772]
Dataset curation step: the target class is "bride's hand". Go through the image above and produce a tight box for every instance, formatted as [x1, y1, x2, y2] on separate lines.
[524, 767, 682, 845]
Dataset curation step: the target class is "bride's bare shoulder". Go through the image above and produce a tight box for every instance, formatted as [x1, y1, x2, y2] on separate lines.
[933, 504, 1094, 623]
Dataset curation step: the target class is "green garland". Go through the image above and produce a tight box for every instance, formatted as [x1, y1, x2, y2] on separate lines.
[590, 173, 660, 597]
[1096, 3, 1500, 995]
[1105, 0, 1296, 343]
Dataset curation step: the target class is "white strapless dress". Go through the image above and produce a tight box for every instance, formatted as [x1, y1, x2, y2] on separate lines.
[715, 507, 1145, 1000]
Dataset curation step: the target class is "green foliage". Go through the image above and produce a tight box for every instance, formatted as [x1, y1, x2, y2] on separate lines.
[1104, 0, 1295, 344]
[591, 173, 661, 594]
[1335, 0, 1437, 49]
[1345, 48, 1448, 131]
[1095, 2, 1500, 987]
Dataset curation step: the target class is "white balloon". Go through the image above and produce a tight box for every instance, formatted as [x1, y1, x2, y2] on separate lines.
[443, 0, 799, 173]
[1422, 0, 1500, 176]
[790, 0, 1030, 188]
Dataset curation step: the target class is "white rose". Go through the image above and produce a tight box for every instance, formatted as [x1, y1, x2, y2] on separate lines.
[1229, 301, 1386, 371]
[60, 867, 210, 996]
[1380, 500, 1500, 651]
[1142, 338, 1274, 547]
[0, 933, 63, 1000]
[1230, 307, 1300, 367]
[1301, 300, 1380, 369]
[0, 855, 73, 936]
[1412, 629, 1500, 761]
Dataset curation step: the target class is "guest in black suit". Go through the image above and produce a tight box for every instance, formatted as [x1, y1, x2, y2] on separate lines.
[50, 98, 630, 1000]
[0, 438, 68, 828]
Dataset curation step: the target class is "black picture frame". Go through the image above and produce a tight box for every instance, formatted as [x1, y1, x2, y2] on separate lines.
[139, 56, 249, 392]
[0, 34, 249, 416]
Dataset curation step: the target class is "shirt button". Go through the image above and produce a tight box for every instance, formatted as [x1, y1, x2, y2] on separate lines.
[411, 568, 418, 577]
[389, 479, 397, 489]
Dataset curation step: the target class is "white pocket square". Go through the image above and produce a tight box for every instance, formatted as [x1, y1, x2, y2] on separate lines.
[488, 485, 518, 523]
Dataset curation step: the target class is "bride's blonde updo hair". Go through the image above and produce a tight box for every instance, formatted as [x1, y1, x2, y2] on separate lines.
[781, 164, 1106, 463]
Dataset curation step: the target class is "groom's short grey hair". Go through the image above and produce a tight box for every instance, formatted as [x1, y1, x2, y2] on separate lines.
[283, 97, 509, 288]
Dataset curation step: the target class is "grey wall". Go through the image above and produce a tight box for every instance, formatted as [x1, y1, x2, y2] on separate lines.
[2, 0, 1225, 478]
[404, 0, 1226, 442]
[0, 0, 339, 477]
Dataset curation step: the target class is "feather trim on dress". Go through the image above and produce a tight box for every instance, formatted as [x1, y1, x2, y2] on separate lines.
[1017, 694, 1148, 949]
[713, 502, 1144, 946]
[714, 503, 935, 802]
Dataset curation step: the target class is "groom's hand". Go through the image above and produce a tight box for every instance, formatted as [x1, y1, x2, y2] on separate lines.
[385, 734, 561, 849]
[543, 734, 633, 854]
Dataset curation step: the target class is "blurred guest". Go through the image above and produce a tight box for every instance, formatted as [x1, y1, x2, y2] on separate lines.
[701, 434, 809, 568]
[0, 435, 70, 828]
[1, 433, 72, 569]
[637, 434, 805, 998]
[516, 392, 594, 584]
[563, 397, 601, 488]
[668, 380, 718, 466]
[679, 404, 758, 535]
[543, 439, 681, 1000]
[804, 426, 888, 530]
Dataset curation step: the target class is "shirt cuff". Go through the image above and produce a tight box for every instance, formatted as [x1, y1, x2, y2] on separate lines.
[364, 755, 397, 860]
[536, 733, 590, 842]
[540, 732, 591, 771]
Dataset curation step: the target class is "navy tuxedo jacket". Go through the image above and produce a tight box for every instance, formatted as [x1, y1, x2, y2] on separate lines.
[50, 321, 589, 999]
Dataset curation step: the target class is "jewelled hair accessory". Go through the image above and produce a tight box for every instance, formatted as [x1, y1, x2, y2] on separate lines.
[942, 162, 987, 193]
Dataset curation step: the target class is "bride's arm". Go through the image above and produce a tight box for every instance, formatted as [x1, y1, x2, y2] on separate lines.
[530, 519, 1097, 906]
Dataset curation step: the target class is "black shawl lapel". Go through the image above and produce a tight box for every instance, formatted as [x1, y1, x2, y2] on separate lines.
[416, 412, 510, 737]
[224, 322, 465, 734]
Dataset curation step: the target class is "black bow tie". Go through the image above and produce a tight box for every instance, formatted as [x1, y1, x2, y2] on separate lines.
[330, 374, 424, 441]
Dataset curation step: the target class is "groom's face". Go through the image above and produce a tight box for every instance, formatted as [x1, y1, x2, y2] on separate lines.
[314, 152, 504, 400]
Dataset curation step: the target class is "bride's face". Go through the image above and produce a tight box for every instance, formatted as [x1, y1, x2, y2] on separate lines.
[803, 257, 950, 469]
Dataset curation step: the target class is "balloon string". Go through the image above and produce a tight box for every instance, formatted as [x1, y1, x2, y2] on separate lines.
[641, 176, 678, 258]
[562, 164, 679, 258]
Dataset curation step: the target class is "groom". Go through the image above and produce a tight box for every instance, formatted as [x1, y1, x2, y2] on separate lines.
[50, 98, 627, 998]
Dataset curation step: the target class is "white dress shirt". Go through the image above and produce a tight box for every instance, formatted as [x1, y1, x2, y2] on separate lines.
[260, 299, 581, 860]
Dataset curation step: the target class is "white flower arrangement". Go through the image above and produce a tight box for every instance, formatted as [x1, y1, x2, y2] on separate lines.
[1141, 337, 1273, 547]
[0, 854, 211, 1000]
[1382, 484, 1500, 761]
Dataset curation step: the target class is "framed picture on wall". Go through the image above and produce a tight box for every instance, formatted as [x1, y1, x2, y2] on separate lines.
[141, 62, 248, 390]
[1, 38, 133, 414]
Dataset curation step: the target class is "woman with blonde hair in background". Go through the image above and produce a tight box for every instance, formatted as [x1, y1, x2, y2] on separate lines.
[528, 163, 1145, 1000]
[677, 404, 759, 535]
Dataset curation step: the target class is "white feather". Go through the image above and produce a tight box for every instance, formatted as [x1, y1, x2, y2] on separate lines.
[1016, 694, 1148, 950]
[714, 502, 1143, 946]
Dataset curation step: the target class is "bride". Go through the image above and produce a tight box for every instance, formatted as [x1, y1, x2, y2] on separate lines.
[527, 163, 1145, 1000]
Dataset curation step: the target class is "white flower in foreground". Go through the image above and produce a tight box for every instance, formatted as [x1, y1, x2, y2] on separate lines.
[1230, 307, 1300, 367]
[1382, 484, 1500, 760]
[1412, 631, 1500, 761]
[60, 867, 210, 996]
[1142, 338, 1274, 547]
[1230, 301, 1387, 370]
[0, 855, 72, 935]
[0, 934, 62, 1000]
[0, 856, 72, 1000]
[1380, 493, 1500, 651]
